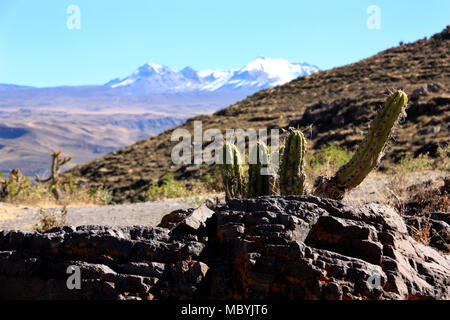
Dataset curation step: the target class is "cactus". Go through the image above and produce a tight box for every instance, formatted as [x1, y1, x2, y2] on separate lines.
[218, 90, 407, 202]
[268, 142, 284, 195]
[248, 141, 271, 197]
[279, 144, 285, 162]
[313, 90, 408, 200]
[219, 143, 245, 200]
[0, 168, 31, 200]
[36, 150, 72, 185]
[279, 129, 307, 196]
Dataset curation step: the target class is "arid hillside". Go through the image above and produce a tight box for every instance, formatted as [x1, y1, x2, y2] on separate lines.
[68, 26, 450, 203]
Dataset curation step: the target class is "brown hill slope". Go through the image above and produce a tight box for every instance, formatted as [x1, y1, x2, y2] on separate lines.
[68, 26, 450, 203]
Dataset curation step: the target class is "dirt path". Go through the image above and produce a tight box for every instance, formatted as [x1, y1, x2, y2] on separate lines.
[0, 200, 193, 232]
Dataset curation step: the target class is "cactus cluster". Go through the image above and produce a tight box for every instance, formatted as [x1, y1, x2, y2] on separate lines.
[219, 129, 306, 199]
[219, 90, 408, 201]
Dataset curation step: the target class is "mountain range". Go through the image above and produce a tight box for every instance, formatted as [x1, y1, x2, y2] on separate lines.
[0, 57, 318, 176]
[106, 57, 319, 94]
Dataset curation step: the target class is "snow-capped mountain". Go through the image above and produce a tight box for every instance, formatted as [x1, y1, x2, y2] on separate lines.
[106, 57, 319, 95]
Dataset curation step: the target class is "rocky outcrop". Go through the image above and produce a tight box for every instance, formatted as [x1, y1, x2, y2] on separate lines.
[0, 197, 449, 300]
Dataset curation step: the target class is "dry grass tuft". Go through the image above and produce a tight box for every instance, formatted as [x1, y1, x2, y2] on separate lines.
[34, 206, 68, 233]
[407, 215, 433, 246]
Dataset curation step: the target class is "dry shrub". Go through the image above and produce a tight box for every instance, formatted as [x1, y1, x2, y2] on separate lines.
[34, 206, 68, 233]
[404, 178, 449, 215]
[407, 215, 433, 246]
[401, 178, 449, 251]
[384, 171, 409, 215]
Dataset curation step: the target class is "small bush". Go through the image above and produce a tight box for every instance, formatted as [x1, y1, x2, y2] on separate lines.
[399, 153, 433, 172]
[202, 169, 223, 193]
[145, 174, 185, 201]
[0, 169, 37, 202]
[88, 186, 114, 205]
[145, 171, 222, 202]
[436, 144, 450, 172]
[34, 206, 68, 232]
[397, 144, 449, 174]
[307, 143, 353, 176]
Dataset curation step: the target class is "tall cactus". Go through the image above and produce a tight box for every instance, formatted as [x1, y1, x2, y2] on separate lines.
[279, 129, 307, 196]
[248, 141, 271, 197]
[313, 90, 408, 200]
[220, 143, 245, 200]
[36, 150, 72, 185]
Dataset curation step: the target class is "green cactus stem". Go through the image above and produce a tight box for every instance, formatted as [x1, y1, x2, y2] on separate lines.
[220, 143, 245, 200]
[279, 129, 307, 196]
[313, 89, 408, 200]
[36, 150, 72, 186]
[279, 144, 285, 161]
[269, 142, 284, 195]
[248, 141, 271, 197]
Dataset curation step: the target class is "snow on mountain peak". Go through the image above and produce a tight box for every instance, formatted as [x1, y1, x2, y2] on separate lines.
[147, 62, 164, 70]
[134, 62, 167, 75]
[107, 58, 319, 94]
[243, 57, 318, 85]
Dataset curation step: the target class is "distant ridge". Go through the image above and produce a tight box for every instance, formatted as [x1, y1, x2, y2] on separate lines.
[68, 26, 450, 203]
[105, 57, 319, 95]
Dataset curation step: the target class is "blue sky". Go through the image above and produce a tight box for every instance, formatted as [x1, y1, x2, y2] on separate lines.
[0, 0, 448, 87]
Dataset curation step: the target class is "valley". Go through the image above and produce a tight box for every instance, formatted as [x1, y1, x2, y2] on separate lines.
[0, 109, 186, 177]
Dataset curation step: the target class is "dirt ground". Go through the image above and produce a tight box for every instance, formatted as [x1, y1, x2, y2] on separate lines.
[0, 199, 193, 232]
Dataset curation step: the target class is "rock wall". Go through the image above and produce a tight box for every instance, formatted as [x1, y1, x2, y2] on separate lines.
[0, 196, 448, 300]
